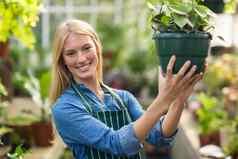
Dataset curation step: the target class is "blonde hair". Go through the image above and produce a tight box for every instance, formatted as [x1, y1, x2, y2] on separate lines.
[49, 19, 103, 105]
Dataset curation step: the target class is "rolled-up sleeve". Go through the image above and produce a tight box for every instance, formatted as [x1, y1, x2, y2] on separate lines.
[52, 102, 142, 156]
[119, 90, 177, 148]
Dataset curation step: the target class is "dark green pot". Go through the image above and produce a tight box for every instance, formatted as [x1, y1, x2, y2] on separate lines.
[153, 32, 211, 74]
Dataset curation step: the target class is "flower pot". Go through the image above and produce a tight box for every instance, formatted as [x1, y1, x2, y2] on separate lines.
[153, 32, 211, 74]
[0, 41, 9, 58]
[232, 153, 238, 159]
[202, 0, 225, 13]
[199, 131, 221, 147]
[7, 124, 34, 146]
[31, 121, 54, 147]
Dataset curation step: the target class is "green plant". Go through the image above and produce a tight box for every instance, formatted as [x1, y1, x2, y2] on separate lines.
[7, 144, 30, 159]
[0, 81, 8, 121]
[24, 70, 51, 122]
[0, 0, 42, 48]
[196, 93, 226, 135]
[223, 116, 238, 157]
[147, 0, 215, 33]
[224, 0, 237, 13]
[203, 54, 238, 95]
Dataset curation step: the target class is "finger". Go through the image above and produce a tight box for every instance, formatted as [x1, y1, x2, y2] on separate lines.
[166, 55, 176, 80]
[190, 72, 203, 85]
[175, 60, 191, 82]
[176, 65, 197, 88]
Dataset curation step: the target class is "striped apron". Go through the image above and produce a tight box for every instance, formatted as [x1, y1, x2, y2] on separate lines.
[71, 83, 142, 159]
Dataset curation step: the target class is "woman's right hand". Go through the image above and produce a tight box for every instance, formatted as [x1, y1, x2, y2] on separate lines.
[157, 55, 198, 108]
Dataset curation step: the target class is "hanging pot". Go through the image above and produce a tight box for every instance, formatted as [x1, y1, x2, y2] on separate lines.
[153, 32, 211, 74]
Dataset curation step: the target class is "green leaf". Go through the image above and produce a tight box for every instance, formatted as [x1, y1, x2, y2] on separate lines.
[147, 2, 156, 11]
[0, 82, 7, 96]
[168, 5, 187, 15]
[161, 15, 170, 26]
[173, 15, 188, 29]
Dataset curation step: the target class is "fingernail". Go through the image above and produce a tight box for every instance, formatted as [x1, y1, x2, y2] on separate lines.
[193, 65, 197, 69]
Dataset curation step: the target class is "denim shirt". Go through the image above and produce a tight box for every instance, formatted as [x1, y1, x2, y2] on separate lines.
[51, 83, 177, 159]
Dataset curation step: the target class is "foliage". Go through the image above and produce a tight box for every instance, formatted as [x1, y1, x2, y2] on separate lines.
[224, 116, 238, 156]
[196, 93, 226, 135]
[97, 22, 126, 69]
[224, 0, 237, 13]
[0, 0, 42, 48]
[24, 70, 51, 122]
[7, 144, 30, 159]
[0, 81, 7, 96]
[0, 81, 8, 121]
[147, 0, 216, 33]
[7, 114, 39, 126]
[203, 54, 238, 95]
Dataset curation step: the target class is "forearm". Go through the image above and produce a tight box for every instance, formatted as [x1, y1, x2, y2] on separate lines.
[133, 96, 167, 142]
[161, 100, 185, 137]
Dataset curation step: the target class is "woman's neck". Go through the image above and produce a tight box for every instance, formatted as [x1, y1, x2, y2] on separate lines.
[75, 77, 104, 101]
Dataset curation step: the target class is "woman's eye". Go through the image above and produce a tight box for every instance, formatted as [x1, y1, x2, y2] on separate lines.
[84, 46, 92, 51]
[65, 50, 77, 56]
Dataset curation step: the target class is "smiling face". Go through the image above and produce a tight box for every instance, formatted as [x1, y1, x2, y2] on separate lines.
[62, 33, 98, 83]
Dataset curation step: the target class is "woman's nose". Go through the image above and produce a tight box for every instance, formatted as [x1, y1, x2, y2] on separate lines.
[75, 51, 87, 63]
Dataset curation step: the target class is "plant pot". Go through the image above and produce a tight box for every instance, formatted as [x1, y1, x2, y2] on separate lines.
[0, 41, 9, 58]
[31, 121, 54, 147]
[199, 131, 221, 147]
[232, 153, 238, 159]
[153, 32, 211, 74]
[202, 0, 225, 14]
[7, 124, 34, 146]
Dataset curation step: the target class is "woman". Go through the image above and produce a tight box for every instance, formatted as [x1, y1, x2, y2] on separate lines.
[50, 19, 203, 159]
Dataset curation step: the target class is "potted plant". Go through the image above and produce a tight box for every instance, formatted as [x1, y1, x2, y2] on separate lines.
[196, 93, 226, 146]
[148, 0, 215, 74]
[24, 70, 54, 147]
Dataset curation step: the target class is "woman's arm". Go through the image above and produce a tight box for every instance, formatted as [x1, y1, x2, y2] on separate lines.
[133, 55, 203, 141]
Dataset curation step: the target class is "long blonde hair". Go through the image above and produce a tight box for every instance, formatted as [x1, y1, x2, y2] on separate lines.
[49, 19, 103, 105]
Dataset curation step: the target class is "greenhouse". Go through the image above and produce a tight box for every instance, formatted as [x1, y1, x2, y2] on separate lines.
[0, 0, 238, 159]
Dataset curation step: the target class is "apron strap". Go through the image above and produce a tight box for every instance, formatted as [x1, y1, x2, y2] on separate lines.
[101, 83, 133, 123]
[71, 82, 93, 113]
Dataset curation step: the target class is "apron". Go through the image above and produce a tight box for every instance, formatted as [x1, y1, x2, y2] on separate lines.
[71, 82, 142, 159]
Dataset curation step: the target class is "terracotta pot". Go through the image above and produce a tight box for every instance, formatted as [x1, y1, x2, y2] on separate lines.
[199, 131, 221, 147]
[31, 121, 54, 147]
[0, 41, 9, 58]
[232, 153, 238, 159]
[7, 124, 34, 146]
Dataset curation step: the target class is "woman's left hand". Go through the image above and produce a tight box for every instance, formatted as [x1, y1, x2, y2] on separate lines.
[173, 60, 208, 107]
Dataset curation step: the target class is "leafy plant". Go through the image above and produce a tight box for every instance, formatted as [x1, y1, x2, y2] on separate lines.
[196, 93, 226, 135]
[0, 0, 42, 48]
[147, 0, 216, 33]
[203, 54, 238, 95]
[224, 116, 238, 156]
[24, 70, 51, 122]
[0, 81, 8, 121]
[7, 144, 30, 159]
[224, 0, 237, 13]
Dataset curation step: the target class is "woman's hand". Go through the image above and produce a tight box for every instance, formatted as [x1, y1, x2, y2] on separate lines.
[173, 60, 207, 107]
[157, 55, 201, 109]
